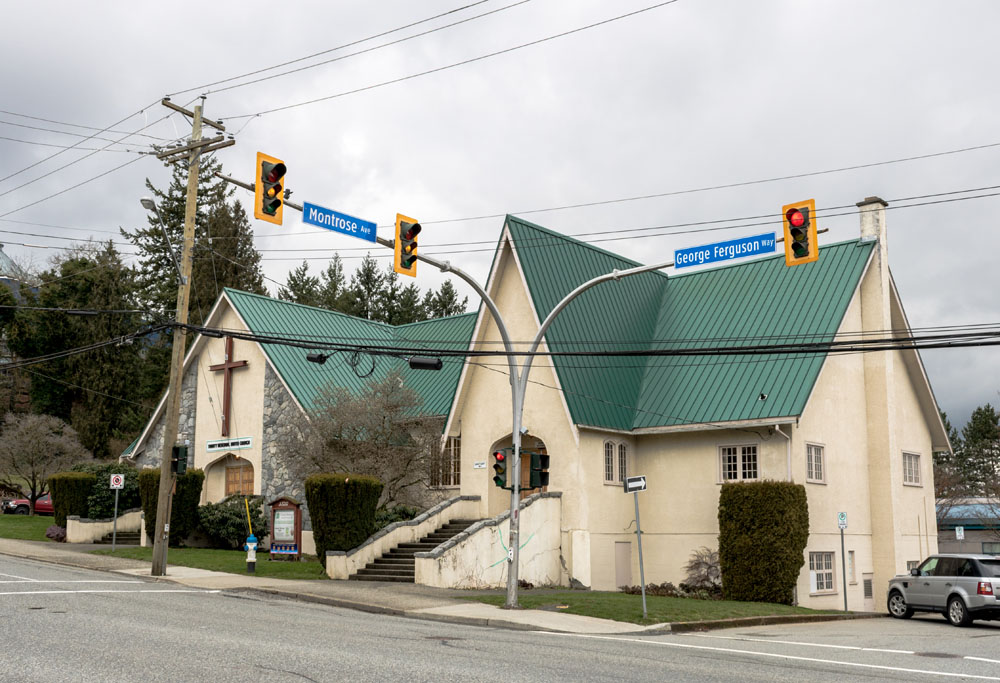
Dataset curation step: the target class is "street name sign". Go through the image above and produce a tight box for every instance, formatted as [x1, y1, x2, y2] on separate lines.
[110, 474, 124, 490]
[674, 232, 776, 269]
[302, 201, 377, 243]
[624, 475, 647, 493]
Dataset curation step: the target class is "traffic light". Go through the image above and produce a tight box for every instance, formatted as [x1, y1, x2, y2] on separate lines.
[171, 445, 188, 476]
[528, 452, 550, 490]
[254, 152, 286, 225]
[394, 213, 421, 277]
[492, 450, 508, 489]
[782, 199, 818, 266]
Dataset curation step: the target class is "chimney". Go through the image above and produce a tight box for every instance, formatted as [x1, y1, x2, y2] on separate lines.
[857, 196, 888, 243]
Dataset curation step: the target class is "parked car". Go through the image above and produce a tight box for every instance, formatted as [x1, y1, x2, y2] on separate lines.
[2, 493, 53, 516]
[888, 554, 1000, 626]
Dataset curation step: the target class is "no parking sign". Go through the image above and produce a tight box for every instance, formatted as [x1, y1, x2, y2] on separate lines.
[110, 474, 124, 490]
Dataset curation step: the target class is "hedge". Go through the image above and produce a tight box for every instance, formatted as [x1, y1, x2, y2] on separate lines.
[305, 473, 383, 561]
[71, 462, 141, 519]
[138, 468, 205, 546]
[48, 472, 96, 527]
[718, 480, 809, 605]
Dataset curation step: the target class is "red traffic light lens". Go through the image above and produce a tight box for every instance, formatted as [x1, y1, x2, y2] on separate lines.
[786, 208, 806, 228]
[494, 451, 505, 462]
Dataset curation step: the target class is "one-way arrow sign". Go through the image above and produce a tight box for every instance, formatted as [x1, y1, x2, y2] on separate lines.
[624, 475, 647, 493]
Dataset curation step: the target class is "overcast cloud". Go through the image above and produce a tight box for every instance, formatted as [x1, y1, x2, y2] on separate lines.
[0, 0, 996, 431]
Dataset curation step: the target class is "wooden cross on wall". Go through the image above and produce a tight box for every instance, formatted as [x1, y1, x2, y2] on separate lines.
[209, 336, 248, 437]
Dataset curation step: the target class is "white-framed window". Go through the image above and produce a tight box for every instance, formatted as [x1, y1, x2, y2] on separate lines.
[806, 443, 825, 483]
[809, 551, 836, 594]
[720, 444, 758, 482]
[604, 441, 628, 484]
[847, 550, 856, 584]
[431, 436, 461, 487]
[902, 452, 921, 486]
[906, 560, 921, 571]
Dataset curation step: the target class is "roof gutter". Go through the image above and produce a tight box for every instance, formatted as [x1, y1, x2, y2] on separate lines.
[774, 423, 792, 482]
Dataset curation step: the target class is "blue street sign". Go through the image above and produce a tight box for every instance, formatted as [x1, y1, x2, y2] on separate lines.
[674, 232, 776, 269]
[302, 201, 377, 243]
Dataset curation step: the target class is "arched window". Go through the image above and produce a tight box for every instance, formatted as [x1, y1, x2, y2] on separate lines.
[604, 441, 615, 482]
[618, 443, 628, 482]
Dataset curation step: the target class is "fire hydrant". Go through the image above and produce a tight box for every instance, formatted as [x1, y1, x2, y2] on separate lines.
[244, 534, 257, 574]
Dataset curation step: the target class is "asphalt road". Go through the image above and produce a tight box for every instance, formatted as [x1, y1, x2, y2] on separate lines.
[3, 555, 1000, 682]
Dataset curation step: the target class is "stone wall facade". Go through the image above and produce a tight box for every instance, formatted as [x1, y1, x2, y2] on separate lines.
[261, 364, 311, 530]
[134, 364, 197, 468]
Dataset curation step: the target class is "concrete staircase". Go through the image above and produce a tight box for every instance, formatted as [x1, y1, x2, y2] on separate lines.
[94, 530, 141, 545]
[349, 519, 482, 583]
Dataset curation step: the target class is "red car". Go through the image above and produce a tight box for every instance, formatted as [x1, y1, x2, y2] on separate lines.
[3, 493, 53, 515]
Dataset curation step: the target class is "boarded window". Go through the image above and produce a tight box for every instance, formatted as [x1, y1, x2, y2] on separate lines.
[225, 465, 254, 496]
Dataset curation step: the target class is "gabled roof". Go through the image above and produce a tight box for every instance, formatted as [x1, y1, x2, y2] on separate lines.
[505, 216, 875, 431]
[225, 289, 475, 416]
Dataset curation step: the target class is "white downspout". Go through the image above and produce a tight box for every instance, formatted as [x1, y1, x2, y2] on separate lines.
[775, 424, 792, 481]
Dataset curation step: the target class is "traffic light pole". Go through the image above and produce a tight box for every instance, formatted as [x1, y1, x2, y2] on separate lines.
[150, 100, 226, 576]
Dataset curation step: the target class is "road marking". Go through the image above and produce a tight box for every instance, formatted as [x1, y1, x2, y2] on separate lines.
[0, 580, 144, 584]
[684, 632, 915, 655]
[541, 632, 1000, 681]
[0, 572, 39, 581]
[966, 656, 1000, 665]
[0, 589, 221, 596]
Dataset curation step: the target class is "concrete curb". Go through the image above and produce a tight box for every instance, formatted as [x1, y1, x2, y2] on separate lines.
[665, 612, 886, 633]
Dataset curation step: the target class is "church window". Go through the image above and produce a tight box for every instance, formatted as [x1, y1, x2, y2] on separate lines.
[604, 441, 615, 482]
[225, 464, 254, 496]
[902, 452, 921, 485]
[618, 443, 628, 482]
[720, 444, 758, 482]
[432, 436, 461, 488]
[604, 441, 628, 484]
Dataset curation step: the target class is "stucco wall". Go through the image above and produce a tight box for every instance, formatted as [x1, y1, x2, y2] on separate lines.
[66, 509, 142, 543]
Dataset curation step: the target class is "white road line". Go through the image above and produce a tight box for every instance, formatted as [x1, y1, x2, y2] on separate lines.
[0, 589, 221, 596]
[684, 632, 916, 655]
[541, 632, 1000, 681]
[0, 572, 39, 581]
[966, 656, 1000, 665]
[0, 580, 143, 584]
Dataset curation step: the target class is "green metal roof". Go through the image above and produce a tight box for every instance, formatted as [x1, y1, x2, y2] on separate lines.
[225, 289, 475, 416]
[505, 216, 874, 430]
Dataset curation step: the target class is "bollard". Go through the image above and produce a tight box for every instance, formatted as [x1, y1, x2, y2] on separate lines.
[244, 534, 257, 574]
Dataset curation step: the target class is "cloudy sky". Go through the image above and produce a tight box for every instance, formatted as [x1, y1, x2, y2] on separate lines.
[0, 0, 996, 431]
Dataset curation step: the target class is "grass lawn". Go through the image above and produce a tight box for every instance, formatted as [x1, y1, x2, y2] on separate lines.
[463, 589, 833, 625]
[90, 547, 328, 580]
[0, 514, 54, 541]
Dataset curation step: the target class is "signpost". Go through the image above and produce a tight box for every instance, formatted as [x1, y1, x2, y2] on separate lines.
[956, 526, 965, 541]
[838, 512, 848, 612]
[110, 474, 125, 552]
[624, 475, 648, 619]
[674, 232, 776, 269]
[302, 201, 377, 243]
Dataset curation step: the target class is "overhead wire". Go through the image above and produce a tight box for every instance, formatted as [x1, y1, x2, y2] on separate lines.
[0, 109, 169, 141]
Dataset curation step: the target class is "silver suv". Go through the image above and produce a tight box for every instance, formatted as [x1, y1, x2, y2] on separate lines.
[888, 554, 1000, 626]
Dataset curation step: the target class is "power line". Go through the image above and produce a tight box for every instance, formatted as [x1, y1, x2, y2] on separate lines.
[22, 367, 154, 410]
[222, 1, 682, 119]
[0, 109, 169, 141]
[0, 118, 150, 149]
[0, 134, 144, 154]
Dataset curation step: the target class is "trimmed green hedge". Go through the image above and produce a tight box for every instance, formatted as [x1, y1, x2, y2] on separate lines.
[305, 473, 383, 560]
[48, 471, 96, 527]
[138, 468, 205, 546]
[71, 462, 141, 519]
[718, 481, 809, 605]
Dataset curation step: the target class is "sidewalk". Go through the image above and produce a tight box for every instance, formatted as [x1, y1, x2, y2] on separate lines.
[0, 538, 883, 634]
[0, 538, 652, 634]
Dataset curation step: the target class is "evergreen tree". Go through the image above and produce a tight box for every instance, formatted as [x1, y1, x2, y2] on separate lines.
[342, 254, 385, 321]
[425, 280, 468, 318]
[959, 404, 1000, 494]
[121, 156, 266, 327]
[278, 261, 321, 307]
[393, 283, 426, 325]
[317, 255, 347, 311]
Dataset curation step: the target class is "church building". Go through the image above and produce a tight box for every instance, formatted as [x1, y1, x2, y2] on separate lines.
[125, 197, 948, 610]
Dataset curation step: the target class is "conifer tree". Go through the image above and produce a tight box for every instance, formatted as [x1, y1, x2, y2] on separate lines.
[278, 261, 321, 307]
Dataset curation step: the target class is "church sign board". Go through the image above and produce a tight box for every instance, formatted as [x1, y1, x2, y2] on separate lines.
[269, 497, 302, 560]
[207, 437, 253, 453]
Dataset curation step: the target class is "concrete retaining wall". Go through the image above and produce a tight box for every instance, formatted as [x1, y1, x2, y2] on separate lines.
[325, 496, 481, 579]
[66, 509, 143, 544]
[415, 492, 562, 589]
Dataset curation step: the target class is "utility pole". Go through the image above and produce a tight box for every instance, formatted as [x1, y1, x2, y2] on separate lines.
[150, 98, 231, 576]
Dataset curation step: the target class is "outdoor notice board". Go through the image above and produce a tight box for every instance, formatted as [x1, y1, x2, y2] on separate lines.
[269, 497, 302, 560]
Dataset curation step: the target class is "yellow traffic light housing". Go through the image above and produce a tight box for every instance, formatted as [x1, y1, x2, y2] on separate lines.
[394, 213, 421, 277]
[254, 152, 286, 225]
[782, 198, 818, 266]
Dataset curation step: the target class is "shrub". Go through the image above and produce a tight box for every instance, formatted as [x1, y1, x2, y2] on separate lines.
[48, 471, 96, 527]
[718, 481, 809, 605]
[137, 468, 205, 546]
[198, 495, 269, 549]
[72, 461, 141, 519]
[374, 504, 421, 530]
[684, 546, 721, 590]
[305, 473, 383, 560]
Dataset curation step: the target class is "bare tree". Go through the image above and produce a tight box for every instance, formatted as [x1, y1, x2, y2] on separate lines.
[0, 413, 91, 514]
[284, 369, 442, 509]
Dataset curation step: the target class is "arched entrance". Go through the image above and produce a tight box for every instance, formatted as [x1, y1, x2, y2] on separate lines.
[488, 434, 549, 513]
[203, 453, 256, 502]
